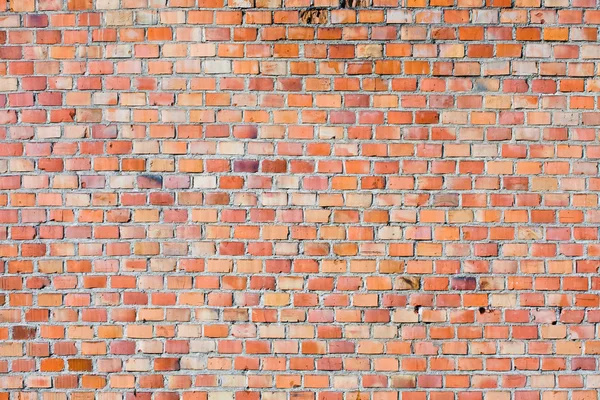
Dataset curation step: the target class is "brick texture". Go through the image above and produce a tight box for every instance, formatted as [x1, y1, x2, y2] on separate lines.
[1, 0, 600, 398]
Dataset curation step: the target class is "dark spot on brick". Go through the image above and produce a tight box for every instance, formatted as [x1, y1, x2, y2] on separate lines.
[300, 8, 328, 24]
[413, 305, 421, 314]
[266, 259, 291, 273]
[479, 307, 486, 314]
[81, 176, 105, 189]
[339, 0, 369, 7]
[451, 276, 477, 290]
[13, 326, 36, 340]
[479, 280, 492, 290]
[474, 79, 493, 92]
[233, 125, 258, 139]
[234, 160, 259, 173]
[137, 174, 163, 189]
[572, 358, 595, 371]
[127, 391, 151, 400]
[397, 276, 420, 290]
[416, 111, 439, 124]
[27, 276, 50, 289]
[24, 15, 49, 28]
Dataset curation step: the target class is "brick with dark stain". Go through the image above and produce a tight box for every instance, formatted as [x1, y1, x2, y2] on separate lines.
[395, 276, 420, 290]
[24, 15, 49, 28]
[127, 393, 151, 400]
[474, 79, 498, 92]
[81, 176, 106, 189]
[233, 125, 258, 139]
[137, 174, 163, 189]
[234, 160, 259, 173]
[26, 276, 50, 289]
[451, 276, 477, 290]
[13, 326, 36, 340]
[572, 358, 596, 371]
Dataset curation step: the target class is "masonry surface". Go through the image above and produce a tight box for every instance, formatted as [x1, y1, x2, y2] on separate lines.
[0, 0, 600, 398]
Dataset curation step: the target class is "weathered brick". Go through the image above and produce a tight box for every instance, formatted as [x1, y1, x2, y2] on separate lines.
[0, 0, 597, 398]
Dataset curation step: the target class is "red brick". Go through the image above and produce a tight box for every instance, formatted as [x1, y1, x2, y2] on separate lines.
[0, 1, 596, 398]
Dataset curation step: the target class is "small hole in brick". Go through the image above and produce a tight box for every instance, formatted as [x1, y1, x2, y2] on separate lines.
[551, 321, 557, 325]
[300, 8, 328, 24]
[479, 307, 486, 314]
[413, 305, 420, 314]
[339, 0, 369, 7]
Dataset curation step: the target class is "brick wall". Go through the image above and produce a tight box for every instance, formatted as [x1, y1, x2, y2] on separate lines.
[1, 0, 600, 398]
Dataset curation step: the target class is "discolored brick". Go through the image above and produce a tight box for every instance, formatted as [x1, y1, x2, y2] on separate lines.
[0, 0, 597, 398]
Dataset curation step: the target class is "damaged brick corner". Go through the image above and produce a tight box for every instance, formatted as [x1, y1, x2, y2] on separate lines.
[299, 8, 329, 24]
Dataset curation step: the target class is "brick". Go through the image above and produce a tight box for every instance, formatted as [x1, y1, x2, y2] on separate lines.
[0, 0, 596, 398]
[10, 0, 35, 11]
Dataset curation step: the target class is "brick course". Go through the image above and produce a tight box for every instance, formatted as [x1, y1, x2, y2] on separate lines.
[1, 0, 600, 398]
